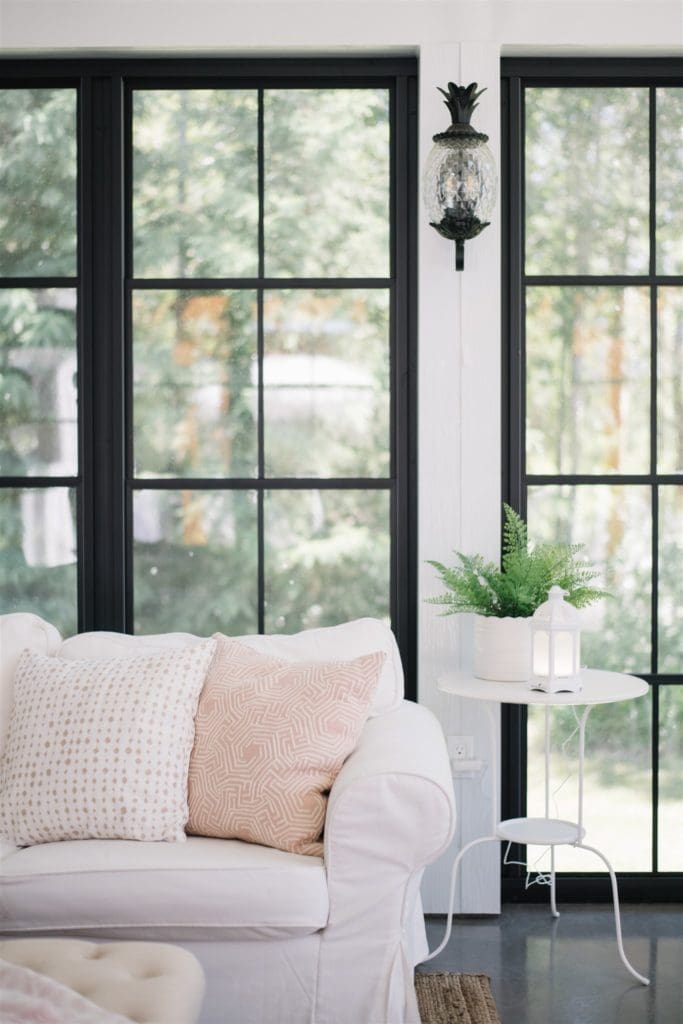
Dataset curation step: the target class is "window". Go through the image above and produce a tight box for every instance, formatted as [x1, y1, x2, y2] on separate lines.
[502, 59, 682, 898]
[0, 59, 417, 689]
[0, 86, 79, 636]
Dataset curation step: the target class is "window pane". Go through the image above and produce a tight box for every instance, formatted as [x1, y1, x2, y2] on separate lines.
[264, 488, 390, 633]
[263, 290, 390, 477]
[264, 89, 390, 278]
[659, 486, 683, 673]
[133, 290, 257, 478]
[656, 88, 683, 275]
[133, 489, 258, 635]
[658, 288, 683, 474]
[0, 487, 77, 636]
[0, 289, 77, 477]
[133, 90, 258, 278]
[659, 686, 683, 870]
[525, 88, 649, 275]
[527, 485, 651, 673]
[526, 287, 650, 474]
[527, 693, 652, 872]
[0, 89, 77, 277]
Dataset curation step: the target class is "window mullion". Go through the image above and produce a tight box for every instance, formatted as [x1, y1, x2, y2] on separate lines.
[256, 86, 266, 633]
[80, 73, 126, 632]
[649, 85, 659, 873]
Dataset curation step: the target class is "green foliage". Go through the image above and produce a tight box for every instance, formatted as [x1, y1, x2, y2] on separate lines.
[525, 87, 649, 276]
[426, 504, 609, 618]
[1, 85, 393, 637]
[0, 88, 77, 275]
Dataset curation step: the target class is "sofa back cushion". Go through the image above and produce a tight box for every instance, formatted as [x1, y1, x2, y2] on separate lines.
[0, 613, 62, 760]
[0, 642, 215, 846]
[58, 617, 403, 717]
[187, 638, 384, 856]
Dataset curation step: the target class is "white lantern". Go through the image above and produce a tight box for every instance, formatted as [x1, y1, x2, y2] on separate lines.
[530, 586, 582, 693]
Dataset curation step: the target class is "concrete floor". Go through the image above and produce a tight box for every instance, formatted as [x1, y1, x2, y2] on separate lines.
[419, 904, 683, 1024]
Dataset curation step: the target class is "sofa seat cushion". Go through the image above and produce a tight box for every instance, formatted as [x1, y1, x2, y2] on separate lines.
[0, 837, 328, 938]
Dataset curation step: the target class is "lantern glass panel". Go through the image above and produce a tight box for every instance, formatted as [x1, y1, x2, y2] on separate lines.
[553, 631, 578, 677]
[423, 139, 497, 227]
[532, 631, 550, 677]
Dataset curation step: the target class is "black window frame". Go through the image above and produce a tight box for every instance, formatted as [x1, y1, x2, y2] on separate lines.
[501, 56, 683, 902]
[0, 57, 418, 696]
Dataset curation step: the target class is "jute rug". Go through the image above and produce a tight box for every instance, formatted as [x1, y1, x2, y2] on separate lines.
[415, 972, 501, 1024]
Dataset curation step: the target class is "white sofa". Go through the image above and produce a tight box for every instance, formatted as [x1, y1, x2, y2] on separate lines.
[0, 612, 455, 1024]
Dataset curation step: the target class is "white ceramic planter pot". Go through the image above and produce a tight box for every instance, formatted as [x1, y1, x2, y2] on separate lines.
[473, 615, 531, 681]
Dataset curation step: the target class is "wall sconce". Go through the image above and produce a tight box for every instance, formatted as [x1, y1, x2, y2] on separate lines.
[530, 586, 583, 694]
[423, 82, 497, 271]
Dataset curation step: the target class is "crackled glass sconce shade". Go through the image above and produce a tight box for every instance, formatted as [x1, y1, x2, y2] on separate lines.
[423, 82, 497, 270]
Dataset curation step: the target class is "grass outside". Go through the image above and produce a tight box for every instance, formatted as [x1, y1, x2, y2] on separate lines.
[526, 714, 683, 874]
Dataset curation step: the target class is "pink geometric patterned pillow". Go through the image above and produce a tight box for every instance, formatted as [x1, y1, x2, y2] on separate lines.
[187, 638, 385, 856]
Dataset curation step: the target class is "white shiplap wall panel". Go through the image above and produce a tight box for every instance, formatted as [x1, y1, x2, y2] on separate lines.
[419, 41, 501, 915]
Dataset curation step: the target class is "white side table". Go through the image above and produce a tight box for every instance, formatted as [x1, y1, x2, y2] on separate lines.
[421, 668, 650, 985]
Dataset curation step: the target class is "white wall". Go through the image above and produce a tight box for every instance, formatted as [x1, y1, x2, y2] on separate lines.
[2, 0, 680, 914]
[418, 40, 503, 914]
[1, 2, 681, 54]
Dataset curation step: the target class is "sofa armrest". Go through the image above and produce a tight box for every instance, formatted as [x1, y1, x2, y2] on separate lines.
[325, 699, 455, 873]
[316, 701, 454, 1024]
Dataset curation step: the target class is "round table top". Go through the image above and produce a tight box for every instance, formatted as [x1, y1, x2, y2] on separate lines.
[438, 668, 649, 706]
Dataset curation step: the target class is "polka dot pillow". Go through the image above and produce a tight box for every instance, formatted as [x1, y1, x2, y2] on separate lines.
[0, 642, 215, 846]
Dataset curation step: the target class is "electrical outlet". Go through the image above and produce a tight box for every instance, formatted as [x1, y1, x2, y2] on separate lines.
[447, 735, 474, 761]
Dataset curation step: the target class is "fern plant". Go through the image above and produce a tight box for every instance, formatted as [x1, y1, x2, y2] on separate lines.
[426, 504, 609, 618]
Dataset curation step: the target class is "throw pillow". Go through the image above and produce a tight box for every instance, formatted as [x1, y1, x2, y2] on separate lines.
[187, 638, 385, 856]
[0, 641, 215, 846]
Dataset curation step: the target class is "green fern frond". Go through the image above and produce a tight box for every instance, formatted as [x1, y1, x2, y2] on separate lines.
[425, 504, 610, 618]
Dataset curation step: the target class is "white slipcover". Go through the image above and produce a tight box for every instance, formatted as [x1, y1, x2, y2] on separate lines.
[57, 617, 404, 718]
[0, 612, 61, 757]
[0, 613, 455, 1024]
[1, 838, 328, 937]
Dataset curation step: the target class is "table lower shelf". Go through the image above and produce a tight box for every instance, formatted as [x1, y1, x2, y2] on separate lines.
[497, 817, 586, 846]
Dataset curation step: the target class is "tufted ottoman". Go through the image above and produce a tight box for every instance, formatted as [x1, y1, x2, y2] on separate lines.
[0, 938, 205, 1024]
